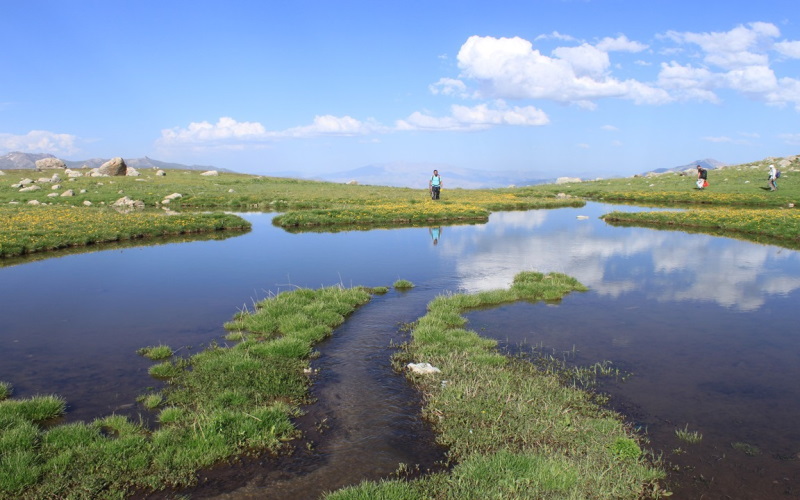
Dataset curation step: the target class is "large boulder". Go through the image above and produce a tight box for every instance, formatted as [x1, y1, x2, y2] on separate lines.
[35, 158, 67, 170]
[98, 157, 127, 176]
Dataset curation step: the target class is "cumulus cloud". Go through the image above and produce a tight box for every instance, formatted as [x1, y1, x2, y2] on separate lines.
[0, 130, 79, 155]
[657, 22, 800, 108]
[455, 35, 670, 105]
[396, 101, 549, 131]
[159, 115, 383, 149]
[595, 35, 648, 53]
[429, 77, 469, 97]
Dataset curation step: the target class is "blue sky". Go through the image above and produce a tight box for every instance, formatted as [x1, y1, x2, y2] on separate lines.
[1, 0, 799, 179]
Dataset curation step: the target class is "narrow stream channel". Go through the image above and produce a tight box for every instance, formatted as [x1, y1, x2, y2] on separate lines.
[163, 289, 448, 499]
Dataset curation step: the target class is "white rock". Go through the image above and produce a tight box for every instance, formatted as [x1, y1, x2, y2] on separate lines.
[407, 362, 441, 375]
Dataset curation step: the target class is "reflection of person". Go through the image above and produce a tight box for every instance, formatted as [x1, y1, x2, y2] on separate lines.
[768, 164, 778, 191]
[429, 226, 441, 245]
[429, 169, 442, 200]
[696, 165, 708, 189]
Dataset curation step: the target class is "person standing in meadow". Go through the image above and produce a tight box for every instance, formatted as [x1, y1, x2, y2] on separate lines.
[768, 164, 778, 191]
[429, 169, 442, 200]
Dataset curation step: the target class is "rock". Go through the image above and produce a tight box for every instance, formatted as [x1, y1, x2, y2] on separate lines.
[346, 180, 359, 185]
[407, 362, 441, 375]
[51, 184, 61, 190]
[27, 200, 41, 205]
[112, 196, 144, 210]
[47, 192, 58, 198]
[556, 176, 582, 184]
[98, 157, 127, 176]
[83, 200, 92, 206]
[156, 170, 166, 176]
[0, 170, 5, 175]
[200, 170, 218, 176]
[35, 157, 67, 170]
[163, 193, 182, 201]
[60, 190, 75, 197]
[37, 177, 53, 183]
[126, 167, 140, 177]
[18, 178, 34, 186]
[65, 168, 83, 178]
[19, 185, 41, 192]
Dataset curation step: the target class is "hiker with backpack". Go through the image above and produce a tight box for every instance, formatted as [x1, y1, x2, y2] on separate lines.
[768, 164, 780, 191]
[696, 165, 708, 189]
[429, 169, 443, 200]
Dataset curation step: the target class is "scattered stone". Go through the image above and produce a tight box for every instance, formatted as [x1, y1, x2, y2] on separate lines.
[407, 362, 441, 375]
[47, 192, 59, 198]
[126, 167, 140, 177]
[346, 180, 358, 185]
[156, 170, 166, 176]
[35, 157, 67, 170]
[112, 196, 145, 210]
[51, 184, 61, 190]
[19, 185, 41, 192]
[163, 193, 182, 201]
[60, 190, 74, 197]
[556, 176, 582, 184]
[0, 170, 5, 175]
[98, 157, 128, 176]
[65, 168, 83, 178]
[200, 170, 218, 176]
[228, 189, 235, 193]
[83, 200, 92, 206]
[27, 200, 41, 205]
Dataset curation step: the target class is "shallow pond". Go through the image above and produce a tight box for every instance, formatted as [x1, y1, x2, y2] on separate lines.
[2, 202, 800, 498]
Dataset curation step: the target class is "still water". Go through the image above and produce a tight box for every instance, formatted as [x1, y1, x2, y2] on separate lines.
[2, 202, 800, 498]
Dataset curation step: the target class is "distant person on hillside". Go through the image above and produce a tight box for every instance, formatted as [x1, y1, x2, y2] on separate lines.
[768, 164, 779, 191]
[696, 165, 708, 189]
[429, 169, 443, 200]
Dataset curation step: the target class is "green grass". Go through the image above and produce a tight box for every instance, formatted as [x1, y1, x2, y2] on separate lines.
[327, 271, 667, 500]
[393, 279, 414, 289]
[674, 425, 703, 444]
[0, 285, 372, 499]
[137, 344, 174, 360]
[0, 204, 250, 258]
[0, 382, 11, 401]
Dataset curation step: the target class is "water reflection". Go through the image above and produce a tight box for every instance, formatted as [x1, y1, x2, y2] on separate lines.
[443, 204, 800, 311]
[428, 226, 441, 246]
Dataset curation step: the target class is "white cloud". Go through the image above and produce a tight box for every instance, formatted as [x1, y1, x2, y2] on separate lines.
[429, 77, 469, 97]
[281, 115, 383, 138]
[665, 22, 779, 70]
[159, 115, 384, 149]
[775, 40, 800, 59]
[601, 124, 618, 131]
[780, 133, 800, 145]
[455, 35, 670, 105]
[0, 130, 79, 155]
[596, 35, 648, 53]
[396, 101, 549, 131]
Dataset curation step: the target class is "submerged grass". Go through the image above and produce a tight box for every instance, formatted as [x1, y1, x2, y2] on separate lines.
[0, 285, 371, 499]
[327, 271, 667, 500]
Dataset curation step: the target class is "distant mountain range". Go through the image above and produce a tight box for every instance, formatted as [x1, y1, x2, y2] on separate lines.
[309, 163, 556, 189]
[0, 152, 229, 173]
[645, 158, 726, 175]
[0, 151, 726, 188]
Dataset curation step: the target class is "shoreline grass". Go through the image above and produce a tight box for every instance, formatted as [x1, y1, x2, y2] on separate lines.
[326, 272, 667, 499]
[0, 205, 250, 258]
[602, 208, 800, 247]
[0, 285, 371, 499]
